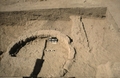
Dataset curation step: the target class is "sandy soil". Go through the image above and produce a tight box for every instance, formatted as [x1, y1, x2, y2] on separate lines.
[0, 0, 120, 78]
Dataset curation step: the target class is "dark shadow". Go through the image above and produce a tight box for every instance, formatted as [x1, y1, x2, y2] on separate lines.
[66, 35, 73, 43]
[30, 40, 47, 78]
[0, 51, 3, 55]
[73, 48, 77, 59]
[41, 40, 47, 59]
[9, 36, 37, 57]
[23, 76, 43, 78]
[30, 59, 44, 78]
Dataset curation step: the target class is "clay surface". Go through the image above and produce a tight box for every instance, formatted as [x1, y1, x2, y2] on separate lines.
[0, 0, 120, 78]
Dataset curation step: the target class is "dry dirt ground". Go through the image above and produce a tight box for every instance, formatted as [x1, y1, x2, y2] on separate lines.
[0, 0, 120, 78]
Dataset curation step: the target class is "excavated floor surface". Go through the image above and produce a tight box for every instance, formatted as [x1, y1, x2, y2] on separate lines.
[0, 1, 120, 78]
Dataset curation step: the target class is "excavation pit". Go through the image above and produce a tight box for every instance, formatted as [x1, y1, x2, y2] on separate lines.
[0, 6, 120, 78]
[0, 30, 75, 77]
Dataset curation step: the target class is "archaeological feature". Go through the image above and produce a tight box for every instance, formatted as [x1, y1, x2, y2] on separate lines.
[0, 0, 120, 78]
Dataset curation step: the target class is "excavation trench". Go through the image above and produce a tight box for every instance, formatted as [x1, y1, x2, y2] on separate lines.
[1, 30, 75, 77]
[9, 36, 37, 57]
[2, 7, 120, 78]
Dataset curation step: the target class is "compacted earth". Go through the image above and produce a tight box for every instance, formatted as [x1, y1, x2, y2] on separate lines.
[0, 0, 120, 78]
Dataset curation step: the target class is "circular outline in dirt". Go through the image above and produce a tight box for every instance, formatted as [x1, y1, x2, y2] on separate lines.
[6, 30, 75, 77]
